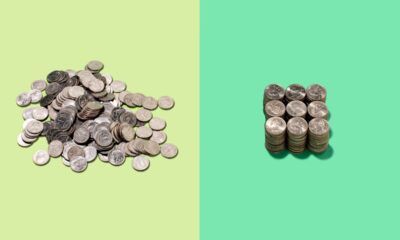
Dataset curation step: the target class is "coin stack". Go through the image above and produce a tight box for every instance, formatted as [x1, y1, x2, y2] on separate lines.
[263, 83, 330, 154]
[16, 60, 179, 173]
[265, 117, 286, 153]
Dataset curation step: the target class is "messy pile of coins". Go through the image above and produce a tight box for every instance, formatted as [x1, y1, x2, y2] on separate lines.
[16, 60, 178, 172]
[263, 84, 329, 154]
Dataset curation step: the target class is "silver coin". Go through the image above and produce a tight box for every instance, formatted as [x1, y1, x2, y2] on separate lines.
[22, 108, 34, 120]
[144, 140, 161, 156]
[136, 126, 153, 139]
[29, 89, 43, 103]
[32, 150, 50, 166]
[70, 156, 88, 172]
[73, 127, 90, 144]
[150, 131, 167, 144]
[264, 100, 285, 118]
[136, 108, 153, 122]
[110, 80, 126, 93]
[158, 96, 175, 110]
[48, 105, 58, 120]
[48, 140, 63, 157]
[32, 107, 49, 121]
[118, 91, 129, 102]
[306, 84, 327, 102]
[286, 100, 307, 118]
[285, 84, 306, 102]
[264, 84, 285, 103]
[62, 157, 71, 167]
[149, 117, 166, 130]
[265, 117, 286, 135]
[108, 149, 126, 166]
[142, 96, 158, 110]
[86, 60, 104, 72]
[132, 155, 150, 171]
[160, 143, 178, 159]
[25, 120, 43, 135]
[68, 86, 85, 99]
[31, 80, 47, 91]
[17, 133, 31, 147]
[16, 92, 31, 107]
[308, 101, 328, 119]
[65, 69, 77, 78]
[84, 146, 97, 162]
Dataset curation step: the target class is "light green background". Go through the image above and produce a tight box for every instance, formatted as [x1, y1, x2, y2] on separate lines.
[0, 1, 198, 240]
[201, 0, 400, 239]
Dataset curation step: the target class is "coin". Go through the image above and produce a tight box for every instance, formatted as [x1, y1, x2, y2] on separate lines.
[32, 150, 50, 166]
[149, 117, 166, 130]
[286, 100, 307, 119]
[136, 109, 152, 122]
[110, 80, 126, 93]
[86, 60, 104, 73]
[308, 101, 328, 119]
[31, 80, 47, 91]
[306, 84, 327, 102]
[132, 155, 150, 171]
[70, 156, 88, 172]
[22, 108, 34, 120]
[29, 89, 43, 103]
[17, 133, 31, 147]
[158, 96, 175, 110]
[142, 96, 158, 110]
[161, 143, 178, 159]
[136, 126, 153, 139]
[84, 146, 97, 162]
[48, 140, 63, 157]
[144, 140, 161, 156]
[67, 145, 85, 160]
[285, 84, 306, 102]
[308, 118, 329, 153]
[264, 100, 285, 118]
[150, 131, 167, 144]
[108, 149, 126, 166]
[73, 127, 90, 144]
[263, 84, 285, 104]
[32, 107, 49, 121]
[16, 92, 31, 106]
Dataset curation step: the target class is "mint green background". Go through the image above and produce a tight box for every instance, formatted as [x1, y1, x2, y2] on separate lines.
[201, 0, 400, 239]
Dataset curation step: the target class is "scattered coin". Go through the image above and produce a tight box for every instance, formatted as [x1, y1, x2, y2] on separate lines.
[158, 96, 175, 110]
[16, 60, 178, 173]
[160, 143, 178, 159]
[132, 155, 150, 171]
[32, 150, 50, 166]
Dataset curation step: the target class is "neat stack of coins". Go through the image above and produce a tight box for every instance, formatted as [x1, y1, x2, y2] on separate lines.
[263, 83, 330, 154]
[16, 60, 179, 173]
[265, 117, 286, 153]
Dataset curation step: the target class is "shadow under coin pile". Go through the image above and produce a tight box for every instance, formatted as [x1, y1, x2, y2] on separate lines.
[16, 60, 178, 173]
[263, 83, 330, 154]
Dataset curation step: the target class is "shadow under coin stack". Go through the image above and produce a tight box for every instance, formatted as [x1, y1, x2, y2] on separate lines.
[263, 83, 330, 154]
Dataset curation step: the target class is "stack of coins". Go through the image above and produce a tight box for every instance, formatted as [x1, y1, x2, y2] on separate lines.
[306, 84, 327, 103]
[287, 117, 308, 153]
[16, 60, 179, 173]
[263, 83, 330, 154]
[265, 117, 286, 153]
[308, 118, 329, 153]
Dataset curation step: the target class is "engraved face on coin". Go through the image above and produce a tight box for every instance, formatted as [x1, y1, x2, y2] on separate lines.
[32, 107, 48, 121]
[286, 100, 307, 118]
[84, 146, 97, 162]
[32, 150, 50, 166]
[264, 84, 285, 103]
[265, 117, 286, 135]
[306, 84, 327, 102]
[86, 60, 104, 73]
[158, 96, 175, 110]
[70, 156, 88, 172]
[144, 140, 161, 156]
[149, 117, 166, 131]
[136, 109, 153, 122]
[31, 80, 47, 91]
[150, 131, 167, 144]
[264, 100, 285, 118]
[16, 92, 31, 106]
[308, 101, 328, 119]
[132, 155, 150, 171]
[287, 117, 308, 136]
[308, 118, 329, 136]
[285, 84, 306, 102]
[136, 126, 153, 139]
[160, 143, 178, 159]
[142, 96, 158, 110]
[108, 149, 126, 166]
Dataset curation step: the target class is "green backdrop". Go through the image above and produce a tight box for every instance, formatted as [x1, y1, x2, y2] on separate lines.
[0, 1, 199, 240]
[200, 0, 400, 239]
